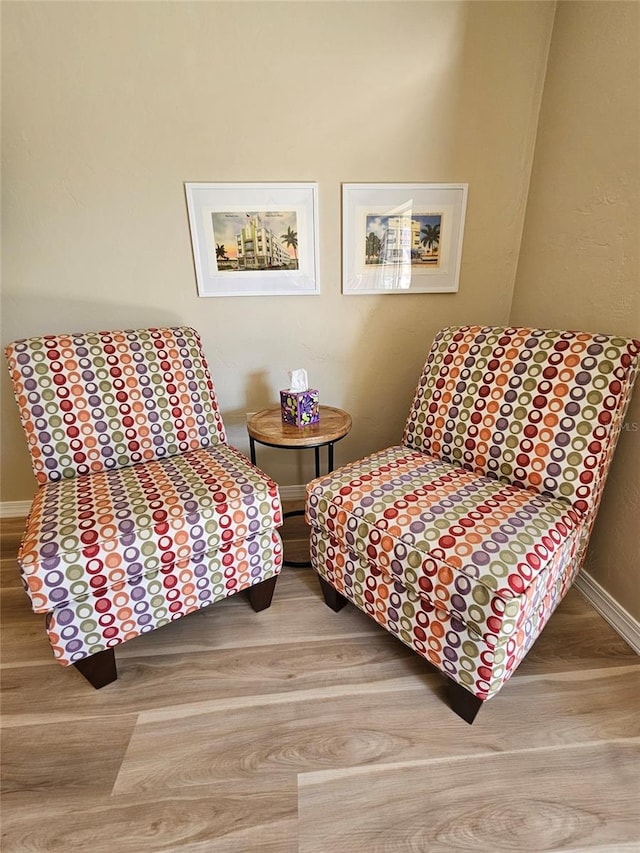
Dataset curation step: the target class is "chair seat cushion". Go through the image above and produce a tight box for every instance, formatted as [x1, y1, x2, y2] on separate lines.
[19, 443, 282, 613]
[306, 446, 586, 641]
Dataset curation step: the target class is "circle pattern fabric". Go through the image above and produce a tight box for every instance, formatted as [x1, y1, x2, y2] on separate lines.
[311, 526, 577, 701]
[47, 530, 282, 665]
[306, 325, 640, 703]
[306, 444, 584, 646]
[6, 325, 284, 668]
[20, 443, 283, 614]
[5, 326, 226, 485]
[403, 326, 640, 516]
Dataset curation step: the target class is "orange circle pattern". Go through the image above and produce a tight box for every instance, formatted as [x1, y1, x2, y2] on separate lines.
[307, 326, 640, 702]
[5, 327, 227, 486]
[403, 326, 640, 517]
[5, 327, 283, 666]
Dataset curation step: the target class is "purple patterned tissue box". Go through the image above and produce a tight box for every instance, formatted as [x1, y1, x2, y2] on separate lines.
[280, 390, 319, 427]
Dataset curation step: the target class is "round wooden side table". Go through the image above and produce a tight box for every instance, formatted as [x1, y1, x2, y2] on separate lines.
[246, 405, 352, 567]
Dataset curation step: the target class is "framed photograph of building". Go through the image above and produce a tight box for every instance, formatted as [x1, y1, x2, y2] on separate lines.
[342, 183, 468, 294]
[185, 182, 320, 296]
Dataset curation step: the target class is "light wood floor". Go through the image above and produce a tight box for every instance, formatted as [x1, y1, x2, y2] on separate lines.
[1, 509, 639, 852]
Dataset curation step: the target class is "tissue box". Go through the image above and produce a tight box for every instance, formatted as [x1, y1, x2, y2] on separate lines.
[280, 389, 319, 427]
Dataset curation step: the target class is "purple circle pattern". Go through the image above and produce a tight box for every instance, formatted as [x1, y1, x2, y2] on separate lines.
[47, 529, 282, 664]
[403, 326, 640, 516]
[6, 327, 283, 666]
[20, 442, 283, 615]
[6, 327, 227, 485]
[307, 326, 640, 702]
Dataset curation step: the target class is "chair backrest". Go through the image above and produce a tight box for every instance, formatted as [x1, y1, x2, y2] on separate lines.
[403, 326, 639, 519]
[5, 326, 227, 485]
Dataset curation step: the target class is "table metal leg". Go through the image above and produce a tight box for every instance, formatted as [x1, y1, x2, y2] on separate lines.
[249, 434, 341, 569]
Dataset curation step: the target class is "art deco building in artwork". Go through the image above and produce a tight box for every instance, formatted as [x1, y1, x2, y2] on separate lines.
[379, 216, 422, 265]
[236, 215, 293, 270]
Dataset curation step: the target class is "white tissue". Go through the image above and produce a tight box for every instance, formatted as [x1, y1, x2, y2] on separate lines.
[288, 369, 308, 393]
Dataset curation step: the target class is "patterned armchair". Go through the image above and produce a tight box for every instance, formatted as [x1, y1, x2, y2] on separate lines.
[306, 326, 639, 722]
[5, 326, 283, 687]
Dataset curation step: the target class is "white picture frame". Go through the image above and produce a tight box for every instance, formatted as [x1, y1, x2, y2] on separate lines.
[342, 182, 468, 294]
[185, 182, 320, 297]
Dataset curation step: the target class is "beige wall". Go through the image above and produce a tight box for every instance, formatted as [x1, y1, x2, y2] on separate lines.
[1, 0, 554, 501]
[510, 2, 640, 617]
[3, 2, 637, 617]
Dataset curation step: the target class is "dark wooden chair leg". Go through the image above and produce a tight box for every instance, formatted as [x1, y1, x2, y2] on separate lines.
[73, 648, 117, 689]
[318, 577, 349, 612]
[447, 679, 484, 724]
[247, 575, 278, 612]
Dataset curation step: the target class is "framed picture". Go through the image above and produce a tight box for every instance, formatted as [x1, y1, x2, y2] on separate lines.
[185, 182, 320, 297]
[342, 183, 468, 294]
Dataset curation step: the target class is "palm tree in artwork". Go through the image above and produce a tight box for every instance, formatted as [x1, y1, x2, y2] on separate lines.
[365, 232, 382, 262]
[420, 223, 441, 255]
[281, 226, 298, 261]
[216, 243, 228, 261]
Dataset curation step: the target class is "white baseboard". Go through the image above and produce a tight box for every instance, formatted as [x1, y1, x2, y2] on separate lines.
[0, 501, 31, 519]
[279, 484, 307, 502]
[575, 570, 640, 655]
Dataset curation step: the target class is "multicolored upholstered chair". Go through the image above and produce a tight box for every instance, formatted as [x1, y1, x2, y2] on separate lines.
[5, 326, 283, 687]
[306, 326, 639, 723]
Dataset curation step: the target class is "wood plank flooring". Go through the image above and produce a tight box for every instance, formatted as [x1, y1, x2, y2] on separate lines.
[1, 509, 639, 852]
